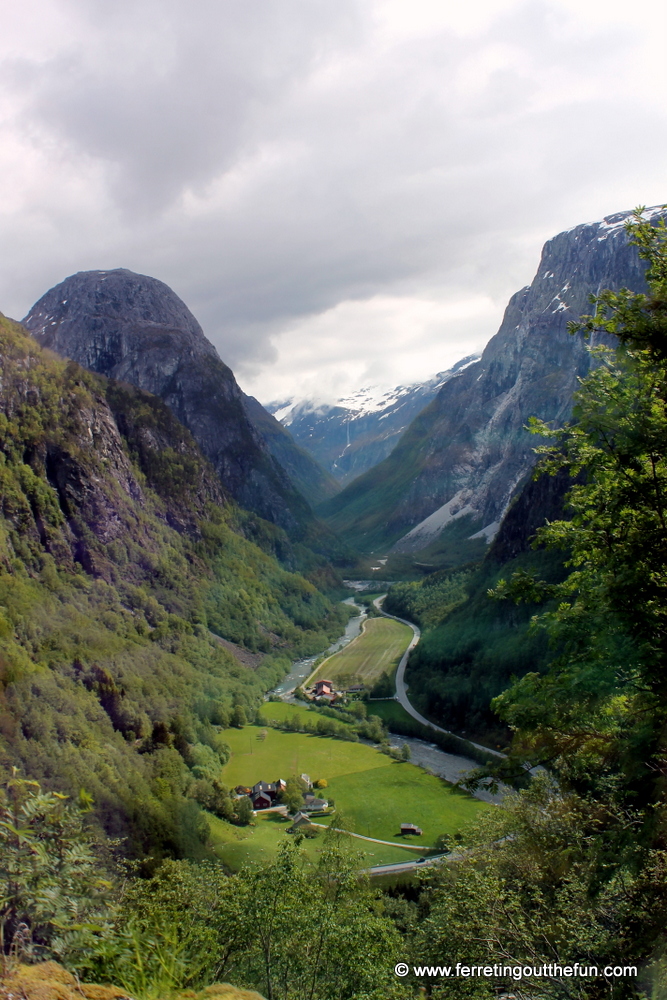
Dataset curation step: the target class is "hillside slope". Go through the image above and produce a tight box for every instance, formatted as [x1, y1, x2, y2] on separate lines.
[320, 207, 662, 554]
[0, 313, 347, 858]
[22, 269, 337, 543]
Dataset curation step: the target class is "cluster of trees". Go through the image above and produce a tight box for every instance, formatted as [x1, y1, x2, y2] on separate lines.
[266, 705, 387, 744]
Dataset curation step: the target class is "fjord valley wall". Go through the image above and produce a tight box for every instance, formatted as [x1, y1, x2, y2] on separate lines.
[361, 208, 664, 744]
[384, 469, 575, 744]
[22, 268, 342, 562]
[0, 313, 349, 858]
[267, 355, 479, 487]
[319, 209, 657, 558]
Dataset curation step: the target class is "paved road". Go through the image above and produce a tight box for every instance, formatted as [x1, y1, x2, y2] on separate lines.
[372, 596, 505, 761]
[311, 822, 432, 850]
[364, 854, 451, 876]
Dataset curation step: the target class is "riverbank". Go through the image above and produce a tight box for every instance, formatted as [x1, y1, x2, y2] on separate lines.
[270, 597, 366, 696]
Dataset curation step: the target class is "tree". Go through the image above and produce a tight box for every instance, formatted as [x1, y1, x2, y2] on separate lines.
[234, 797, 254, 826]
[348, 701, 367, 720]
[0, 771, 112, 963]
[401, 743, 411, 761]
[279, 777, 305, 815]
[474, 208, 667, 986]
[491, 209, 667, 824]
[237, 838, 407, 1000]
[230, 704, 247, 728]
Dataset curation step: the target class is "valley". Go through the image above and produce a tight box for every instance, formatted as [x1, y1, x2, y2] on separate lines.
[307, 615, 413, 690]
[211, 716, 487, 870]
[2, 205, 667, 999]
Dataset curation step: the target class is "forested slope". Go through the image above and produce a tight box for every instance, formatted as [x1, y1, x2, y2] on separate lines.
[0, 313, 348, 859]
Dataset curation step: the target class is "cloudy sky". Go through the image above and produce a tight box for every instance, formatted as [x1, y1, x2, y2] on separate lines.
[1, 0, 666, 404]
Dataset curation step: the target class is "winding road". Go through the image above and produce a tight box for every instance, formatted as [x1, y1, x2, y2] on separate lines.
[372, 595, 505, 761]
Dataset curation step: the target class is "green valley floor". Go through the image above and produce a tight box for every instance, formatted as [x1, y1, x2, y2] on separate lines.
[210, 723, 487, 868]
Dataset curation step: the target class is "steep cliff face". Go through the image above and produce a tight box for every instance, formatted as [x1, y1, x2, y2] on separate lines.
[0, 312, 349, 854]
[319, 207, 662, 554]
[267, 356, 479, 486]
[240, 392, 339, 506]
[22, 269, 333, 536]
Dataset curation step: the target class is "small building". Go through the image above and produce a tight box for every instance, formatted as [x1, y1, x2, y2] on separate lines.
[252, 790, 273, 810]
[252, 780, 277, 800]
[314, 680, 333, 697]
[401, 823, 423, 836]
[287, 811, 312, 832]
[275, 778, 287, 793]
[300, 773, 313, 789]
[302, 794, 328, 812]
[347, 684, 365, 693]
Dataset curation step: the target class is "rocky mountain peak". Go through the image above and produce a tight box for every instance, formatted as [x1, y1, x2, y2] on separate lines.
[320, 205, 665, 555]
[22, 269, 321, 537]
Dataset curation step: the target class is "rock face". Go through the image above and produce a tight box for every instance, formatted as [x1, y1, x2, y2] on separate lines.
[320, 207, 663, 554]
[267, 356, 479, 486]
[23, 269, 329, 534]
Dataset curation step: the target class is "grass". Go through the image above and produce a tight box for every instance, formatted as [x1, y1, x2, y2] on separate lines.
[309, 617, 413, 688]
[213, 724, 488, 869]
[364, 699, 415, 727]
[259, 701, 353, 726]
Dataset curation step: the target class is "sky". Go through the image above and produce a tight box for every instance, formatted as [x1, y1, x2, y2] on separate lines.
[1, 0, 666, 405]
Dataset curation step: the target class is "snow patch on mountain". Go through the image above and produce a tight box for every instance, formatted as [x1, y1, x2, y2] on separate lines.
[264, 355, 481, 486]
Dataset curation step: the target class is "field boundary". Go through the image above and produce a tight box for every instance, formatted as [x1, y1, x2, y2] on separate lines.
[304, 617, 372, 688]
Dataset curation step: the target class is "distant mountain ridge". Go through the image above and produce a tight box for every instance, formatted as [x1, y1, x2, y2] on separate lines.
[319, 206, 666, 554]
[22, 269, 337, 543]
[266, 355, 480, 486]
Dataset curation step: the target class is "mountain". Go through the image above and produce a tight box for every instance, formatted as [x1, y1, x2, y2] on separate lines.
[240, 392, 339, 506]
[266, 355, 480, 486]
[22, 269, 336, 540]
[319, 207, 663, 555]
[0, 311, 348, 856]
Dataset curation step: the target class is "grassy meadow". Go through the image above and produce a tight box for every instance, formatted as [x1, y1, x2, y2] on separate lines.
[212, 723, 487, 869]
[309, 617, 413, 688]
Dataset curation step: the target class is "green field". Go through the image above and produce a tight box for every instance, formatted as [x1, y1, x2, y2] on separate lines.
[363, 699, 414, 726]
[309, 617, 413, 688]
[214, 724, 487, 869]
[259, 701, 353, 726]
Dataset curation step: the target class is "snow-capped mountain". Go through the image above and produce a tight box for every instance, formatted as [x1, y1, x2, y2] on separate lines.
[266, 355, 480, 486]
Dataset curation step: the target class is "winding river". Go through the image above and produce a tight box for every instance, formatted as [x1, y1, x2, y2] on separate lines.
[270, 591, 507, 804]
[270, 596, 367, 696]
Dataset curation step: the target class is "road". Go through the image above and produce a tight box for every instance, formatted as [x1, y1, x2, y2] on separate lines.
[310, 822, 433, 850]
[372, 596, 505, 761]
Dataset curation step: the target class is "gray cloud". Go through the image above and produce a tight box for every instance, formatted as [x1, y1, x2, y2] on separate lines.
[1, 0, 665, 401]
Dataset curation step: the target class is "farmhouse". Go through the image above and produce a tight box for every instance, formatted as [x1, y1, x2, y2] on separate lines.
[401, 823, 423, 836]
[313, 679, 333, 697]
[302, 794, 328, 812]
[250, 778, 287, 810]
[251, 790, 272, 809]
[300, 773, 313, 789]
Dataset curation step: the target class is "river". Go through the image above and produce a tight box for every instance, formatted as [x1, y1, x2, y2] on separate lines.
[270, 596, 366, 696]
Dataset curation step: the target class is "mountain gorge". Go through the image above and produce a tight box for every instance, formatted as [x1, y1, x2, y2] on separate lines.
[267, 355, 479, 486]
[0, 312, 348, 856]
[319, 208, 663, 555]
[22, 270, 338, 545]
